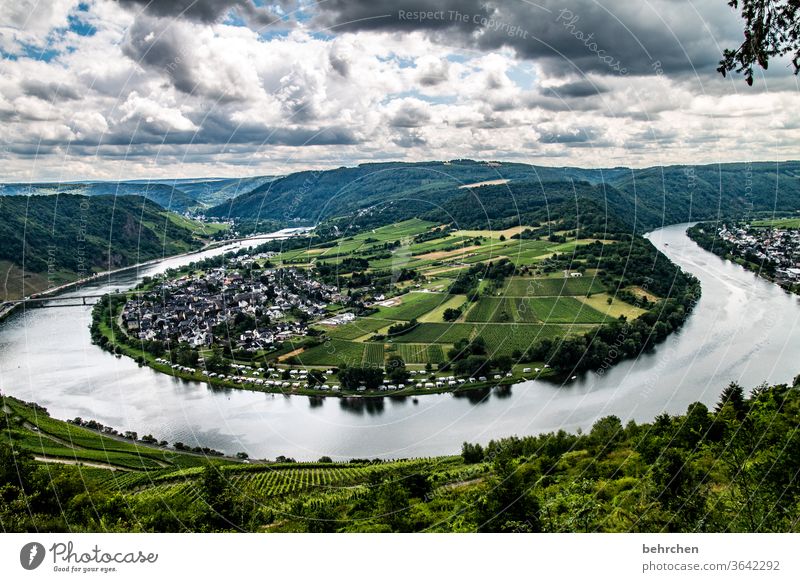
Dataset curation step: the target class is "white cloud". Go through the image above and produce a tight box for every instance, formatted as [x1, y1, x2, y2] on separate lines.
[0, 0, 796, 181]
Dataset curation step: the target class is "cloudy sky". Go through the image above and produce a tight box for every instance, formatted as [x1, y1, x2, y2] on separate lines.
[0, 0, 797, 181]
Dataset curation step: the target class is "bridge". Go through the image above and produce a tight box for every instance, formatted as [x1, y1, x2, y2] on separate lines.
[2, 294, 123, 308]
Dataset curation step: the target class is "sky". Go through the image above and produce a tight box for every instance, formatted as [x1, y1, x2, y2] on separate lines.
[0, 0, 798, 182]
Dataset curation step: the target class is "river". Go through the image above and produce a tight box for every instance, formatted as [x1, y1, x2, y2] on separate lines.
[1, 223, 798, 461]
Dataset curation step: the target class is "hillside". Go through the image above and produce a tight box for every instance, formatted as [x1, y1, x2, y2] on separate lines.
[207, 160, 579, 224]
[421, 180, 633, 233]
[207, 160, 800, 232]
[0, 194, 209, 300]
[0, 175, 274, 213]
[3, 376, 799, 532]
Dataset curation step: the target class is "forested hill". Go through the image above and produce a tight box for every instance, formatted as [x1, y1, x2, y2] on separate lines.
[421, 180, 632, 234]
[207, 160, 800, 232]
[0, 194, 204, 300]
[0, 175, 274, 213]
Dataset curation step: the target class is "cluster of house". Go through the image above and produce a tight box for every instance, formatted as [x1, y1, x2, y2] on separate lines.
[121, 261, 344, 352]
[718, 224, 800, 282]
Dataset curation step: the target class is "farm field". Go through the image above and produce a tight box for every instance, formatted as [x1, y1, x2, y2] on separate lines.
[392, 323, 475, 344]
[396, 343, 445, 364]
[363, 343, 386, 365]
[297, 339, 366, 367]
[576, 293, 647, 320]
[316, 317, 390, 340]
[0, 397, 217, 471]
[466, 296, 608, 324]
[131, 457, 460, 504]
[418, 294, 467, 322]
[502, 276, 606, 297]
[524, 296, 609, 324]
[374, 292, 454, 321]
[474, 323, 594, 355]
[752, 217, 800, 228]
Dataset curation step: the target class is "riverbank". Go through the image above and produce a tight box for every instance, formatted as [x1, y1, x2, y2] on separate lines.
[0, 227, 311, 324]
[686, 223, 799, 296]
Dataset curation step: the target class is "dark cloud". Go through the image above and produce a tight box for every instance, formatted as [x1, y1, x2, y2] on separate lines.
[74, 118, 360, 148]
[118, 0, 282, 26]
[389, 102, 431, 128]
[121, 16, 199, 96]
[314, 0, 491, 34]
[312, 0, 743, 77]
[539, 127, 597, 144]
[21, 80, 82, 101]
[392, 130, 427, 148]
[329, 52, 350, 77]
[545, 79, 607, 98]
[416, 59, 450, 86]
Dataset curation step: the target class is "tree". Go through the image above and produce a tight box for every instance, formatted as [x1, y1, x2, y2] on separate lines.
[715, 382, 746, 418]
[442, 307, 461, 322]
[386, 354, 409, 383]
[720, 0, 800, 85]
[462, 441, 485, 463]
[205, 346, 230, 374]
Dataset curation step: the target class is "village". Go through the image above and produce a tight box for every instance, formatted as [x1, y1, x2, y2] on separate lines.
[716, 223, 800, 284]
[120, 255, 345, 353]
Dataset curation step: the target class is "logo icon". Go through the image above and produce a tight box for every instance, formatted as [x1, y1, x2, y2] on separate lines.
[20, 542, 46, 570]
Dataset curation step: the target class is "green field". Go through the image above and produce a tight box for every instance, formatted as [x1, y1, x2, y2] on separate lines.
[297, 339, 366, 367]
[318, 317, 390, 339]
[392, 323, 475, 344]
[363, 343, 386, 365]
[465, 297, 524, 323]
[0, 397, 218, 471]
[466, 296, 607, 324]
[524, 296, 609, 323]
[474, 323, 594, 355]
[752, 217, 800, 228]
[397, 343, 445, 364]
[374, 292, 453, 321]
[131, 457, 454, 506]
[502, 276, 606, 297]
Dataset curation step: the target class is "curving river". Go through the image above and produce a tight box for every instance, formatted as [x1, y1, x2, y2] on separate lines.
[1, 223, 799, 461]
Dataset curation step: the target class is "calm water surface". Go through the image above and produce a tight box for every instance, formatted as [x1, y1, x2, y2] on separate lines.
[1, 223, 798, 460]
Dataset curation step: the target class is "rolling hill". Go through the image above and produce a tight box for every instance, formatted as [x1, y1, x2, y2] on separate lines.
[0, 194, 210, 300]
[0, 175, 275, 213]
[206, 160, 800, 232]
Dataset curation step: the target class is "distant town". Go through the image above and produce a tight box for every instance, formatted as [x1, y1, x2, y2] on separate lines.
[715, 223, 800, 285]
[122, 253, 345, 353]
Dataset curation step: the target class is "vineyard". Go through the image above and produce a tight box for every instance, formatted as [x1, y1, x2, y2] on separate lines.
[363, 343, 386, 365]
[396, 343, 445, 364]
[473, 323, 593, 355]
[392, 323, 475, 344]
[374, 292, 453, 321]
[298, 339, 366, 367]
[320, 318, 390, 340]
[132, 459, 453, 503]
[502, 276, 606, 297]
[525, 296, 609, 324]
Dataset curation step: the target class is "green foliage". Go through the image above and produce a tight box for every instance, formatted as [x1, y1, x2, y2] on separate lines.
[5, 378, 800, 532]
[0, 194, 201, 279]
[719, 0, 800, 85]
[337, 365, 384, 389]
